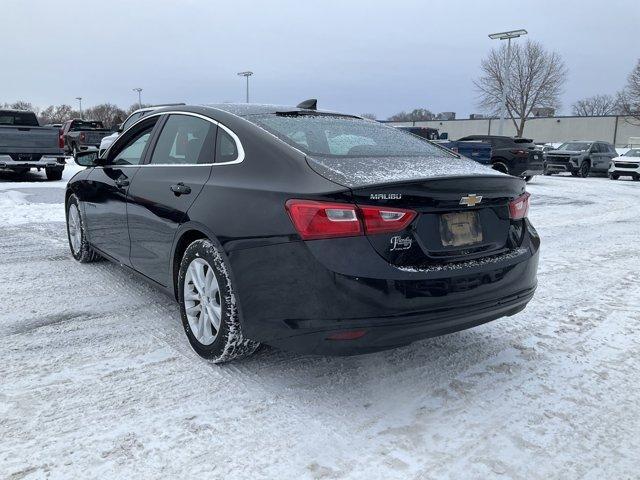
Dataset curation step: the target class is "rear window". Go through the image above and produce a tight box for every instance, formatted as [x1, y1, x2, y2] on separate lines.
[70, 120, 104, 131]
[0, 111, 39, 127]
[251, 114, 454, 158]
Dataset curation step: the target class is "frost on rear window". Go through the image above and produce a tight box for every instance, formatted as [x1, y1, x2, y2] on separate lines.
[251, 114, 454, 158]
[307, 155, 503, 188]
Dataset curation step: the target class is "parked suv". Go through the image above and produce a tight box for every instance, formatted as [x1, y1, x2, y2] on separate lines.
[545, 141, 617, 177]
[456, 135, 544, 181]
[609, 148, 640, 181]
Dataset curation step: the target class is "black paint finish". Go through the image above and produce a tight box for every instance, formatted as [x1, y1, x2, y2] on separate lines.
[67, 104, 540, 356]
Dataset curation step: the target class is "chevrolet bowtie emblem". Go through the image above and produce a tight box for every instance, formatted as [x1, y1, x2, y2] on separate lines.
[459, 194, 483, 207]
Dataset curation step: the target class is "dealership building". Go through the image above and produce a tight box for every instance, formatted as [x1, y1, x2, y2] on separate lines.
[390, 115, 640, 147]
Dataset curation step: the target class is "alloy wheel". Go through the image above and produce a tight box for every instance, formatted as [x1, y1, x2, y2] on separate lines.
[183, 258, 222, 345]
[67, 204, 82, 254]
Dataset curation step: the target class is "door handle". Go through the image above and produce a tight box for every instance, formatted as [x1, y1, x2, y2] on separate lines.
[170, 182, 191, 196]
[115, 178, 130, 188]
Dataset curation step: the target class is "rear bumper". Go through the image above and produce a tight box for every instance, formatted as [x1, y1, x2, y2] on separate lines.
[229, 223, 540, 355]
[0, 155, 65, 170]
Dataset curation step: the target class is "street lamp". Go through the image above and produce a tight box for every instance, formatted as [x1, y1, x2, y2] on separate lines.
[488, 29, 527, 135]
[133, 88, 143, 109]
[75, 97, 83, 119]
[237, 71, 253, 103]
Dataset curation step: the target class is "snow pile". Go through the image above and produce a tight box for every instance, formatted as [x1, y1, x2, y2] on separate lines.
[0, 190, 64, 225]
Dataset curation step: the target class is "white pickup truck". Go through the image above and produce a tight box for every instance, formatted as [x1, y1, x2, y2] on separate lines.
[0, 109, 66, 180]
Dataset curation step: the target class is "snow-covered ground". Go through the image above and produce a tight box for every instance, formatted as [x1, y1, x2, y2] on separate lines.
[1, 168, 639, 479]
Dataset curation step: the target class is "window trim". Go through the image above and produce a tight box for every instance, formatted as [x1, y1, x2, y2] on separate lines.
[116, 111, 244, 167]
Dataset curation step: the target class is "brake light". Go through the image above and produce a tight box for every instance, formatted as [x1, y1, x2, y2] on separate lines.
[285, 200, 416, 240]
[359, 206, 416, 235]
[285, 200, 362, 240]
[509, 192, 530, 219]
[80, 133, 86, 142]
[58, 128, 64, 149]
[510, 149, 528, 156]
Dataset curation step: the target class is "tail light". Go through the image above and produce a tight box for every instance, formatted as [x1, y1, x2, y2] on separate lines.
[80, 133, 86, 142]
[509, 192, 530, 220]
[510, 149, 528, 156]
[285, 199, 416, 240]
[58, 129, 64, 149]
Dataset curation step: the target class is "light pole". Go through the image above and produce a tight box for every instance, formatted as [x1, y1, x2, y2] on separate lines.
[488, 29, 527, 135]
[237, 71, 253, 103]
[133, 88, 143, 108]
[75, 97, 83, 119]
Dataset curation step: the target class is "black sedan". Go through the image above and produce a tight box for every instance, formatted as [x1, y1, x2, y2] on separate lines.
[66, 102, 539, 363]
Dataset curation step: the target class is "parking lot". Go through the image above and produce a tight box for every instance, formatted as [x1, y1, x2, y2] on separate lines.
[0, 166, 638, 479]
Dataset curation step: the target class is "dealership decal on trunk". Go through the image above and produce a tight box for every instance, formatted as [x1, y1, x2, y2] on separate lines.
[390, 235, 412, 251]
[370, 193, 402, 200]
[459, 194, 483, 207]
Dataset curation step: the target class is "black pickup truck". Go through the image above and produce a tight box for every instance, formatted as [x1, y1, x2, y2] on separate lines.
[0, 109, 66, 180]
[61, 119, 111, 158]
[457, 135, 544, 182]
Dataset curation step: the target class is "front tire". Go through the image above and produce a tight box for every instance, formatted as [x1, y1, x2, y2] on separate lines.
[491, 161, 509, 174]
[178, 239, 259, 363]
[66, 194, 100, 263]
[609, 172, 619, 180]
[578, 161, 590, 178]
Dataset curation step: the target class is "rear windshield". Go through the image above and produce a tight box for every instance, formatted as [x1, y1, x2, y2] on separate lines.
[558, 142, 590, 151]
[251, 114, 454, 158]
[0, 111, 39, 127]
[70, 120, 104, 131]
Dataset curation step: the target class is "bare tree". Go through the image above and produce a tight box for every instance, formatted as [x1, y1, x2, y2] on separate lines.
[4, 100, 38, 114]
[617, 59, 640, 122]
[572, 94, 620, 116]
[38, 104, 81, 124]
[387, 108, 435, 122]
[475, 39, 567, 136]
[126, 103, 152, 115]
[84, 103, 126, 128]
[360, 113, 377, 120]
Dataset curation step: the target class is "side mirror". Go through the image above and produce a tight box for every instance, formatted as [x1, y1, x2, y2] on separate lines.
[439, 132, 449, 140]
[74, 149, 99, 167]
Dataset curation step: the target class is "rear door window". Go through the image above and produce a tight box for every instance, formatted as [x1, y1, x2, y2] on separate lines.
[149, 114, 216, 165]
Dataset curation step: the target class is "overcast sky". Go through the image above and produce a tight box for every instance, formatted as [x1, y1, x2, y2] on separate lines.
[3, 0, 639, 118]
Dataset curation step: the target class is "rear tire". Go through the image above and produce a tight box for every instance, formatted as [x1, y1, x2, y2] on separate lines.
[66, 194, 100, 263]
[178, 239, 260, 363]
[46, 168, 63, 181]
[491, 161, 509, 174]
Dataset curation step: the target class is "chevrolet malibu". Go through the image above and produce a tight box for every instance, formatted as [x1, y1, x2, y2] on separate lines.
[66, 102, 539, 363]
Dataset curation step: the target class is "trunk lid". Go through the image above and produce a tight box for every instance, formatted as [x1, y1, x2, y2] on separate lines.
[351, 175, 526, 268]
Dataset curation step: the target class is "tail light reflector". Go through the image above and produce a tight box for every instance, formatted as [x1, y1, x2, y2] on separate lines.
[285, 200, 416, 240]
[509, 192, 530, 220]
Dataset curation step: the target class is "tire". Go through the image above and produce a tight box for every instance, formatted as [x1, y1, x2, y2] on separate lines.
[178, 239, 259, 363]
[609, 173, 619, 180]
[571, 170, 579, 177]
[72, 144, 78, 160]
[66, 194, 100, 263]
[578, 161, 590, 178]
[46, 168, 63, 181]
[491, 161, 509, 174]
[634, 175, 640, 182]
[524, 176, 534, 182]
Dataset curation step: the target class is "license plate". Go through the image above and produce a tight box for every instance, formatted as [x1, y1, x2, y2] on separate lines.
[439, 211, 483, 247]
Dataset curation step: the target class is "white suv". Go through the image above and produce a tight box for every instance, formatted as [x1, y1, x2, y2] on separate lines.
[609, 148, 640, 181]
